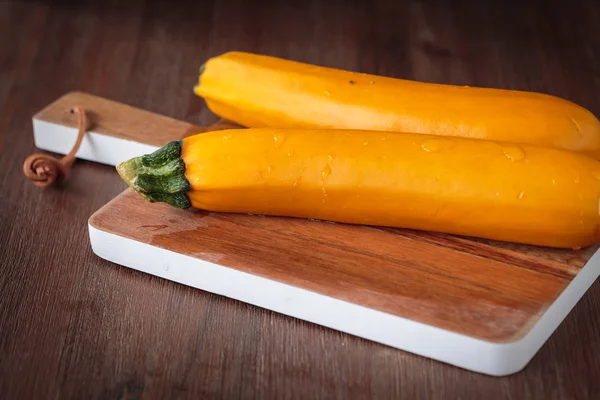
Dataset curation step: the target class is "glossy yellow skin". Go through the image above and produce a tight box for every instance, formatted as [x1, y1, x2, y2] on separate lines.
[194, 51, 600, 159]
[182, 128, 600, 249]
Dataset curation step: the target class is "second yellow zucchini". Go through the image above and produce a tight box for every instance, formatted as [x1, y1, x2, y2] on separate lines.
[194, 51, 600, 159]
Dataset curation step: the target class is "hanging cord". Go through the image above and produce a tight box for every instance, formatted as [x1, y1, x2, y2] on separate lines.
[23, 106, 87, 187]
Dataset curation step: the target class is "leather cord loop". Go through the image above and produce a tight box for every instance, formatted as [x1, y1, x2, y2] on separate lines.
[23, 106, 87, 187]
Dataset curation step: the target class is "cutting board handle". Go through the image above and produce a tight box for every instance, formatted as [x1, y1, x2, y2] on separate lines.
[31, 91, 240, 167]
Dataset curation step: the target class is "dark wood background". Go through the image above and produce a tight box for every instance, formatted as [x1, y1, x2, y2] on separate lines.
[2, 0, 600, 398]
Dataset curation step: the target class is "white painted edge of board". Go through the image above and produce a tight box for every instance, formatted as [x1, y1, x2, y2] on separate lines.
[88, 223, 600, 376]
[33, 119, 159, 166]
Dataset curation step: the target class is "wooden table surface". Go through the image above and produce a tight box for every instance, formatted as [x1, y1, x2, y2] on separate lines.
[2, 0, 600, 398]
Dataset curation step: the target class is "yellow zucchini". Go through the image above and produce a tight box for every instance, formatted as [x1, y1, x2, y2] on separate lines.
[194, 51, 600, 159]
[117, 128, 600, 249]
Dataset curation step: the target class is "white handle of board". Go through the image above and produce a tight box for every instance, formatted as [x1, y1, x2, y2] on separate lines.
[31, 91, 204, 167]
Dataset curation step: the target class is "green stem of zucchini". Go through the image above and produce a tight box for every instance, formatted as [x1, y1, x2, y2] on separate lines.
[116, 140, 191, 209]
[192, 63, 206, 94]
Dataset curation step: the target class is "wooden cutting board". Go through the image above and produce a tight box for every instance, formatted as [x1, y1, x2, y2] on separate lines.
[33, 92, 600, 376]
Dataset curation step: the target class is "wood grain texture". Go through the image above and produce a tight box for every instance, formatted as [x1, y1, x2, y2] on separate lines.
[34, 91, 235, 146]
[2, 0, 600, 399]
[89, 189, 580, 342]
